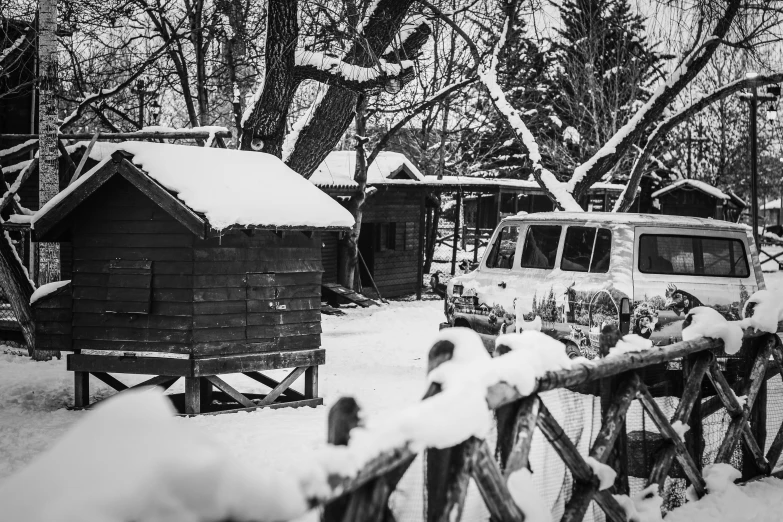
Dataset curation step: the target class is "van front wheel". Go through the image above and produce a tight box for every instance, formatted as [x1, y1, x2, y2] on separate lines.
[564, 342, 581, 359]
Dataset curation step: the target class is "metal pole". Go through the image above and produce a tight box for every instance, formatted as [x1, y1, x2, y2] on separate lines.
[750, 87, 760, 247]
[474, 194, 481, 263]
[451, 191, 461, 276]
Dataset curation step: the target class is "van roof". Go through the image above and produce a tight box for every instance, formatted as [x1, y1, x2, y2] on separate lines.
[501, 212, 750, 232]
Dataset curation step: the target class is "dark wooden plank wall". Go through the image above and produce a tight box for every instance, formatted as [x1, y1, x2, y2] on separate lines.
[69, 176, 196, 354]
[321, 232, 339, 284]
[192, 230, 323, 357]
[362, 189, 421, 298]
[33, 289, 72, 351]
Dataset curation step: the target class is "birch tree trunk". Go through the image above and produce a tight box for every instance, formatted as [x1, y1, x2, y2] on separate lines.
[36, 0, 61, 360]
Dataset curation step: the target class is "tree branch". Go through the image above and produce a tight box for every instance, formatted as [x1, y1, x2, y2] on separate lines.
[569, 0, 742, 200]
[294, 51, 417, 93]
[613, 72, 783, 212]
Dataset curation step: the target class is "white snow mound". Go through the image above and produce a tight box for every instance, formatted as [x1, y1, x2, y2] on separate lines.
[30, 280, 70, 305]
[0, 390, 308, 522]
[741, 290, 783, 334]
[585, 456, 616, 491]
[682, 307, 744, 355]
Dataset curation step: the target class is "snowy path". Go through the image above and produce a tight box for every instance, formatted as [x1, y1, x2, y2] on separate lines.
[1, 272, 783, 521]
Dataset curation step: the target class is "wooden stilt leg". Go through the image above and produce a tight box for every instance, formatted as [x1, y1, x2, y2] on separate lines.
[305, 365, 319, 399]
[74, 371, 89, 407]
[200, 377, 213, 412]
[185, 377, 201, 415]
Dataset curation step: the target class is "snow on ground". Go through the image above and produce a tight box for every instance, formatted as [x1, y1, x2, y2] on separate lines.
[1, 273, 783, 520]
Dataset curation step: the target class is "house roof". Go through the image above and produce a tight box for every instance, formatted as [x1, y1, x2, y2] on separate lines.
[32, 142, 354, 239]
[651, 179, 730, 201]
[310, 150, 424, 190]
[762, 198, 782, 211]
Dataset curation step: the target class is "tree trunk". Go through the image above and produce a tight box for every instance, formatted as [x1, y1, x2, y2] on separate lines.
[338, 97, 369, 291]
[36, 0, 61, 360]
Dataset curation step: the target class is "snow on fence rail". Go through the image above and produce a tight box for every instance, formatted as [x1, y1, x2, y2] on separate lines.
[306, 312, 783, 521]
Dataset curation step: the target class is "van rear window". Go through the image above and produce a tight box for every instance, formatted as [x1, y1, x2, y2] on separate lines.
[638, 234, 749, 277]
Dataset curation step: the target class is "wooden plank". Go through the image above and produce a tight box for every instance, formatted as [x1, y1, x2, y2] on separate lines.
[69, 353, 192, 376]
[194, 260, 324, 274]
[73, 326, 192, 343]
[76, 219, 189, 235]
[204, 375, 255, 408]
[243, 371, 306, 400]
[246, 273, 275, 286]
[193, 327, 246, 343]
[258, 367, 306, 406]
[73, 260, 193, 275]
[73, 273, 192, 288]
[73, 300, 192, 316]
[193, 274, 247, 288]
[71, 131, 99, 184]
[72, 339, 192, 355]
[185, 377, 201, 415]
[75, 233, 194, 248]
[246, 322, 321, 339]
[193, 313, 247, 328]
[194, 300, 246, 315]
[180, 397, 322, 417]
[73, 247, 194, 262]
[247, 297, 320, 312]
[90, 372, 129, 392]
[194, 247, 320, 262]
[116, 157, 207, 239]
[321, 283, 378, 307]
[194, 287, 247, 302]
[247, 310, 319, 326]
[130, 375, 180, 391]
[192, 349, 325, 376]
[73, 313, 190, 330]
[192, 335, 322, 356]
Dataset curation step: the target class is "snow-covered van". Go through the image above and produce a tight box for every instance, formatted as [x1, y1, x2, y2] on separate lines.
[441, 212, 765, 357]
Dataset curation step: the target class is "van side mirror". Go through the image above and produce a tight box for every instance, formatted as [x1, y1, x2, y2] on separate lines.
[619, 297, 631, 335]
[469, 261, 479, 271]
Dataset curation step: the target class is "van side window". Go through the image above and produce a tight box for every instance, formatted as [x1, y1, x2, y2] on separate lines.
[561, 227, 612, 273]
[639, 234, 750, 277]
[520, 225, 561, 269]
[485, 226, 519, 269]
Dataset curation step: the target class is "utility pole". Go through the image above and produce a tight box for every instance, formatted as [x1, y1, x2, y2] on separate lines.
[131, 80, 157, 128]
[739, 76, 777, 248]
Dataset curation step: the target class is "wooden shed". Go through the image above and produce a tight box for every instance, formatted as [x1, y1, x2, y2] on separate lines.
[311, 151, 426, 298]
[30, 142, 354, 414]
[651, 179, 746, 222]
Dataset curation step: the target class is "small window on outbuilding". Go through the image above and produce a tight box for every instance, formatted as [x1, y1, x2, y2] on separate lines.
[105, 260, 152, 314]
[377, 223, 397, 251]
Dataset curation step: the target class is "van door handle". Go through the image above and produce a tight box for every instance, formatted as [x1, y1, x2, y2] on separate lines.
[498, 282, 506, 289]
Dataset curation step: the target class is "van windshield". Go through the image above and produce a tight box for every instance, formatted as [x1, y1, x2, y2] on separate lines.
[638, 234, 750, 277]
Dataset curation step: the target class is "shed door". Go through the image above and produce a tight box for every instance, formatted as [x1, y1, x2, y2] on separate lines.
[246, 272, 280, 341]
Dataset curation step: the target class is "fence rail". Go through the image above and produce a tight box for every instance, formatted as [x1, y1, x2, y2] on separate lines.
[307, 322, 783, 522]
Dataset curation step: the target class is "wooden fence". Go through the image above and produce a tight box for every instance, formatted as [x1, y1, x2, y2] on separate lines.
[307, 324, 783, 522]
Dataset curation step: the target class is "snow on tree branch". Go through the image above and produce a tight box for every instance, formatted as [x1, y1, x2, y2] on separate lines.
[478, 8, 582, 212]
[613, 71, 783, 212]
[567, 0, 741, 199]
[0, 29, 30, 72]
[294, 51, 415, 92]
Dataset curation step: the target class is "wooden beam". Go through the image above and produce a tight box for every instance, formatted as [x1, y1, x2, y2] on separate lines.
[69, 131, 99, 185]
[56, 139, 77, 178]
[495, 395, 539, 477]
[185, 377, 201, 414]
[1, 131, 232, 140]
[90, 372, 128, 392]
[243, 371, 306, 400]
[258, 367, 306, 406]
[74, 371, 89, 408]
[130, 375, 180, 391]
[204, 375, 255, 409]
[0, 158, 38, 215]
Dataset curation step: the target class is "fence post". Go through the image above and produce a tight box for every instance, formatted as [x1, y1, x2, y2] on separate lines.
[743, 336, 769, 480]
[451, 191, 461, 276]
[683, 354, 704, 474]
[599, 326, 629, 495]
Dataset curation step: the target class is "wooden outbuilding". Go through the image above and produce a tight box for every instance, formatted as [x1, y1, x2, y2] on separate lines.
[30, 142, 354, 414]
[651, 179, 746, 222]
[311, 151, 426, 298]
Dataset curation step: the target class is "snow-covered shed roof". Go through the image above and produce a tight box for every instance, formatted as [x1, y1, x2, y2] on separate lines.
[32, 142, 354, 239]
[310, 150, 424, 190]
[651, 179, 729, 201]
[762, 198, 782, 211]
[417, 176, 625, 193]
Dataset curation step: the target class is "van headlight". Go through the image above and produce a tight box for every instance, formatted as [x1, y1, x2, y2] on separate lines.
[452, 284, 463, 296]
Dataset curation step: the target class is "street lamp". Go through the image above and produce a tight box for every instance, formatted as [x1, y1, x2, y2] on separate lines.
[738, 74, 778, 247]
